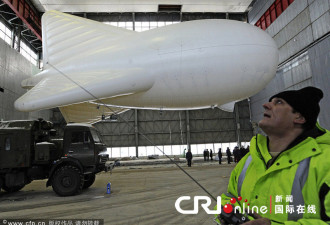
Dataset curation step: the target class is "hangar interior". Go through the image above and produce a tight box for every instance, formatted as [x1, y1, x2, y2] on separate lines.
[0, 0, 329, 158]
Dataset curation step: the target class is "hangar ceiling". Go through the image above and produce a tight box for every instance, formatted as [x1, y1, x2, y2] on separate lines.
[30, 0, 255, 13]
[0, 0, 256, 54]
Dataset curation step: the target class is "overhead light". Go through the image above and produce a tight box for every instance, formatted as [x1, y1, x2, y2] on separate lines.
[158, 5, 182, 12]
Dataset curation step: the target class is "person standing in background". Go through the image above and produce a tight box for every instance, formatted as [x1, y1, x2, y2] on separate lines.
[218, 148, 222, 164]
[185, 149, 193, 167]
[226, 147, 231, 164]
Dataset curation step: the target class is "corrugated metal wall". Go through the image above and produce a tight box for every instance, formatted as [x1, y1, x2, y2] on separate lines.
[0, 38, 51, 121]
[248, 0, 330, 130]
[94, 100, 253, 148]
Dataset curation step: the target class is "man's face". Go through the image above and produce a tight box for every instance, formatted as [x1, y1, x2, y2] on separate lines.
[259, 97, 302, 135]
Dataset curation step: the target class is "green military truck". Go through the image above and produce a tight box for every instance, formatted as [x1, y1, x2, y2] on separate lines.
[0, 119, 112, 196]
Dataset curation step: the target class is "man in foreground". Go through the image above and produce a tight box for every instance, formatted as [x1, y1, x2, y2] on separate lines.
[215, 86, 330, 224]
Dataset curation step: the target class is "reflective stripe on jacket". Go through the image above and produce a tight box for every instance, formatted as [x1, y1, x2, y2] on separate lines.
[216, 124, 330, 225]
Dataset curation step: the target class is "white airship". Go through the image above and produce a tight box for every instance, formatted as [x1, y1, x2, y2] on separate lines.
[15, 10, 279, 123]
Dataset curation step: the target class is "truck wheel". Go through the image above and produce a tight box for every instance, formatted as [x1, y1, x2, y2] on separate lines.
[52, 165, 84, 196]
[2, 184, 25, 193]
[83, 173, 96, 189]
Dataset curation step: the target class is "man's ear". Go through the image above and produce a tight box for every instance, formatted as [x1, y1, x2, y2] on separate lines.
[294, 113, 306, 125]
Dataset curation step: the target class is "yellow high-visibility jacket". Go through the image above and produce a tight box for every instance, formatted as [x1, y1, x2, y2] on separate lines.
[216, 124, 330, 224]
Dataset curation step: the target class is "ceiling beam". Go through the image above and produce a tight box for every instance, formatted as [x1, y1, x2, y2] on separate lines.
[2, 0, 42, 41]
[8, 15, 17, 21]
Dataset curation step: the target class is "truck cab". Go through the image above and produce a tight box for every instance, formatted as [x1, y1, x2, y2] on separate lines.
[0, 119, 112, 196]
[63, 123, 109, 174]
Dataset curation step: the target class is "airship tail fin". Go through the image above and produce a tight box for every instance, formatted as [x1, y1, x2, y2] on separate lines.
[218, 101, 236, 112]
[15, 68, 153, 112]
[42, 10, 135, 65]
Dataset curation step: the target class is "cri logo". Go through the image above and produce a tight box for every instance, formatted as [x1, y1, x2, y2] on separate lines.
[175, 196, 249, 215]
[175, 196, 222, 214]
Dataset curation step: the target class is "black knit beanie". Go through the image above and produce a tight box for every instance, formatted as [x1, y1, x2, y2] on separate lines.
[269, 86, 323, 129]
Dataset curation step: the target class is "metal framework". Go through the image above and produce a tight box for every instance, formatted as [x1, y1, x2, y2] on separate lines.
[0, 0, 42, 53]
[254, 0, 295, 30]
[2, 0, 41, 40]
[94, 100, 253, 156]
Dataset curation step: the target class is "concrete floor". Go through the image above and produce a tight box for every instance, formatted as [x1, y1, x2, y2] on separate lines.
[0, 162, 235, 225]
